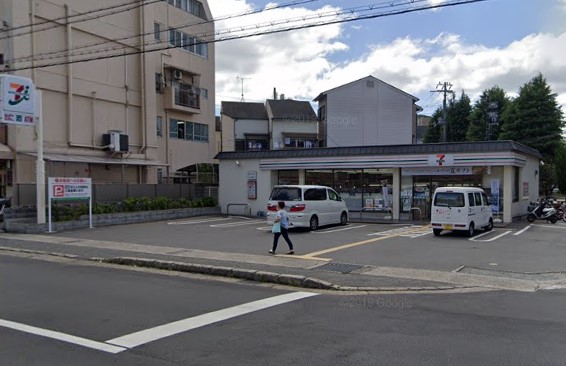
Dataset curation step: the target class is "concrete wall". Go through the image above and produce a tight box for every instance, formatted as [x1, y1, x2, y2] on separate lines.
[219, 159, 271, 216]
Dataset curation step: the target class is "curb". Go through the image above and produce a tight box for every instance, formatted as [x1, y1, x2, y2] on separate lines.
[96, 257, 461, 293]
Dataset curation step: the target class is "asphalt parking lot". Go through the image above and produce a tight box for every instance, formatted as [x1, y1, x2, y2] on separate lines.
[43, 215, 566, 275]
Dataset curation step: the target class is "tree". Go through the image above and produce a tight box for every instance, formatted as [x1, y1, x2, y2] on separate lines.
[499, 73, 565, 160]
[423, 108, 442, 143]
[499, 73, 565, 196]
[445, 91, 471, 142]
[555, 143, 566, 194]
[467, 86, 509, 141]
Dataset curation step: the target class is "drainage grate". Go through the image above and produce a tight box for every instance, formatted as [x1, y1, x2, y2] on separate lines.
[316, 262, 364, 274]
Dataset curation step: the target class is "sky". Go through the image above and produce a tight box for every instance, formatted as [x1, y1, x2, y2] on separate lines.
[209, 0, 566, 118]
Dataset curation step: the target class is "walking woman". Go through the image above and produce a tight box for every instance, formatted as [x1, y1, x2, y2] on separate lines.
[270, 201, 294, 254]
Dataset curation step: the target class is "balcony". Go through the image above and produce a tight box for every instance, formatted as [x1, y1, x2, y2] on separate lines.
[164, 81, 201, 114]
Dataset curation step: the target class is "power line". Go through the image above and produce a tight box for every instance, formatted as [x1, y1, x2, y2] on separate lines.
[0, 0, 164, 42]
[4, 0, 490, 72]
[8, 0, 321, 64]
[8, 0, 440, 66]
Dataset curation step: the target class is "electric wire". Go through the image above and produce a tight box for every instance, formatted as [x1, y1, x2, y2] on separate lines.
[7, 0, 443, 65]
[4, 0, 489, 72]
[8, 0, 322, 64]
[0, 0, 164, 41]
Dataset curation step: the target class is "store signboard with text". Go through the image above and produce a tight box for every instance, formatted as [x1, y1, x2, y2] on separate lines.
[0, 75, 36, 126]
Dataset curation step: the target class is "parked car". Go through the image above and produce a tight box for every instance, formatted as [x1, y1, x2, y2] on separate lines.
[431, 187, 493, 237]
[267, 185, 348, 230]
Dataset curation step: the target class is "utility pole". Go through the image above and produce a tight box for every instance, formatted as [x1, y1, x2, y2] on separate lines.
[236, 75, 251, 102]
[431, 82, 454, 142]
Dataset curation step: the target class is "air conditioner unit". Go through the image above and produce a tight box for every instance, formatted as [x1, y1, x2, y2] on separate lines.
[173, 70, 183, 80]
[102, 132, 129, 152]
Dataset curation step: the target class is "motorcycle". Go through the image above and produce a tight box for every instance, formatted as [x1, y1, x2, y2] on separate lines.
[527, 199, 559, 223]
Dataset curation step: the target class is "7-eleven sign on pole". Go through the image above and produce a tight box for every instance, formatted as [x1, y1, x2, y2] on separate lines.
[0, 75, 46, 225]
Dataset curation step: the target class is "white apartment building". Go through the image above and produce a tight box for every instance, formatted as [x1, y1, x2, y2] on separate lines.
[0, 0, 215, 200]
[315, 76, 420, 147]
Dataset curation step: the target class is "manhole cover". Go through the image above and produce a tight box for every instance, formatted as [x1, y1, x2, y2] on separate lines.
[316, 262, 364, 274]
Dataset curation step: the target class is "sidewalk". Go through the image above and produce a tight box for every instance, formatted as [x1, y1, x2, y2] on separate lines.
[0, 232, 559, 293]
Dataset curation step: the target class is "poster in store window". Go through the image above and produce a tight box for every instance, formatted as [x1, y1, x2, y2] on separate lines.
[491, 179, 500, 213]
[247, 180, 257, 200]
[522, 182, 529, 198]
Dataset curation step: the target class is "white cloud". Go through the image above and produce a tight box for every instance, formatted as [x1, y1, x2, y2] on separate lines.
[211, 1, 566, 118]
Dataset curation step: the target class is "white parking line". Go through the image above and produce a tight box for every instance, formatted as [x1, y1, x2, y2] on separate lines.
[210, 220, 264, 228]
[0, 319, 126, 354]
[106, 292, 318, 349]
[469, 230, 512, 242]
[514, 225, 533, 236]
[313, 225, 367, 234]
[534, 224, 566, 230]
[168, 218, 231, 225]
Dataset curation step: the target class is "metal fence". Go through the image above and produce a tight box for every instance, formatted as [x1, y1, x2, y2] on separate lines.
[13, 183, 219, 206]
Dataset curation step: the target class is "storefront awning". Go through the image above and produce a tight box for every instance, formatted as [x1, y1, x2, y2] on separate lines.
[0, 144, 14, 160]
[23, 153, 168, 166]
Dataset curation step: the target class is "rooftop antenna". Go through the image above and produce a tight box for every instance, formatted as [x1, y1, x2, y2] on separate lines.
[236, 75, 251, 102]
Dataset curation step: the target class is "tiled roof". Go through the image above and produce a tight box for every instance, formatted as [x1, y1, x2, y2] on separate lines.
[266, 99, 317, 121]
[215, 141, 542, 160]
[221, 102, 267, 119]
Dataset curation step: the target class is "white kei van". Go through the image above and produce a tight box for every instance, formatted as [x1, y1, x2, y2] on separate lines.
[266, 185, 349, 231]
[430, 187, 493, 237]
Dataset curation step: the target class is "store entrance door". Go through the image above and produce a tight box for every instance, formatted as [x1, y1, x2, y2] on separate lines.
[412, 175, 483, 221]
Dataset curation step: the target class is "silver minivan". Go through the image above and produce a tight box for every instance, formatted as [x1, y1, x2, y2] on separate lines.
[266, 185, 349, 230]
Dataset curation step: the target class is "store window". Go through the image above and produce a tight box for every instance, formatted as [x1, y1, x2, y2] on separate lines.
[277, 170, 299, 185]
[513, 167, 520, 202]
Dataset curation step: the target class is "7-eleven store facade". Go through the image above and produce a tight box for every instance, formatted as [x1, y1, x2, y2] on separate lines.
[216, 141, 541, 223]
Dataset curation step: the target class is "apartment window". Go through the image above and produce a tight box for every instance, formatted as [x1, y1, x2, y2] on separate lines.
[199, 87, 208, 99]
[174, 82, 200, 109]
[154, 22, 161, 41]
[156, 116, 163, 137]
[168, 119, 208, 142]
[155, 73, 164, 93]
[169, 119, 178, 138]
[167, 0, 207, 19]
[168, 27, 207, 57]
[184, 122, 193, 140]
[0, 53, 4, 65]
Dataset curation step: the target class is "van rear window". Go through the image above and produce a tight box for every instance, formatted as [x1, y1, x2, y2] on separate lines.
[270, 187, 301, 201]
[434, 192, 465, 207]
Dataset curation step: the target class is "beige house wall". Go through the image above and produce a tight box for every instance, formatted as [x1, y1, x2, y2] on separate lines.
[1, 0, 215, 192]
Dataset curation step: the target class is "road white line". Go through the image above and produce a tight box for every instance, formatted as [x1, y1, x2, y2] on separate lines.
[168, 218, 231, 225]
[210, 221, 264, 228]
[469, 230, 512, 242]
[534, 224, 566, 230]
[256, 226, 272, 231]
[0, 319, 126, 354]
[313, 225, 367, 234]
[106, 292, 318, 349]
[514, 225, 533, 236]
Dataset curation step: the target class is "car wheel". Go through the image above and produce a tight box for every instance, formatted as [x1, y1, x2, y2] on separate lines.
[485, 218, 494, 231]
[527, 213, 536, 223]
[433, 229, 442, 236]
[467, 222, 475, 237]
[309, 215, 319, 231]
[340, 212, 348, 225]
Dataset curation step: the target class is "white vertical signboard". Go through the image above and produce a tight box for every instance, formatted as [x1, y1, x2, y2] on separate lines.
[48, 177, 93, 232]
[0, 75, 36, 125]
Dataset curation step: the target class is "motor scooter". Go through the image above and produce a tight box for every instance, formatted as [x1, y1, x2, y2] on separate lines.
[527, 200, 558, 223]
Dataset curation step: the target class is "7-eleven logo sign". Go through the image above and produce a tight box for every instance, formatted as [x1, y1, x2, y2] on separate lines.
[428, 154, 453, 167]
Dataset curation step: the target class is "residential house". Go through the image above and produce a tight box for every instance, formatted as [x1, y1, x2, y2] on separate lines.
[314, 76, 420, 147]
[0, 0, 215, 201]
[220, 99, 319, 152]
